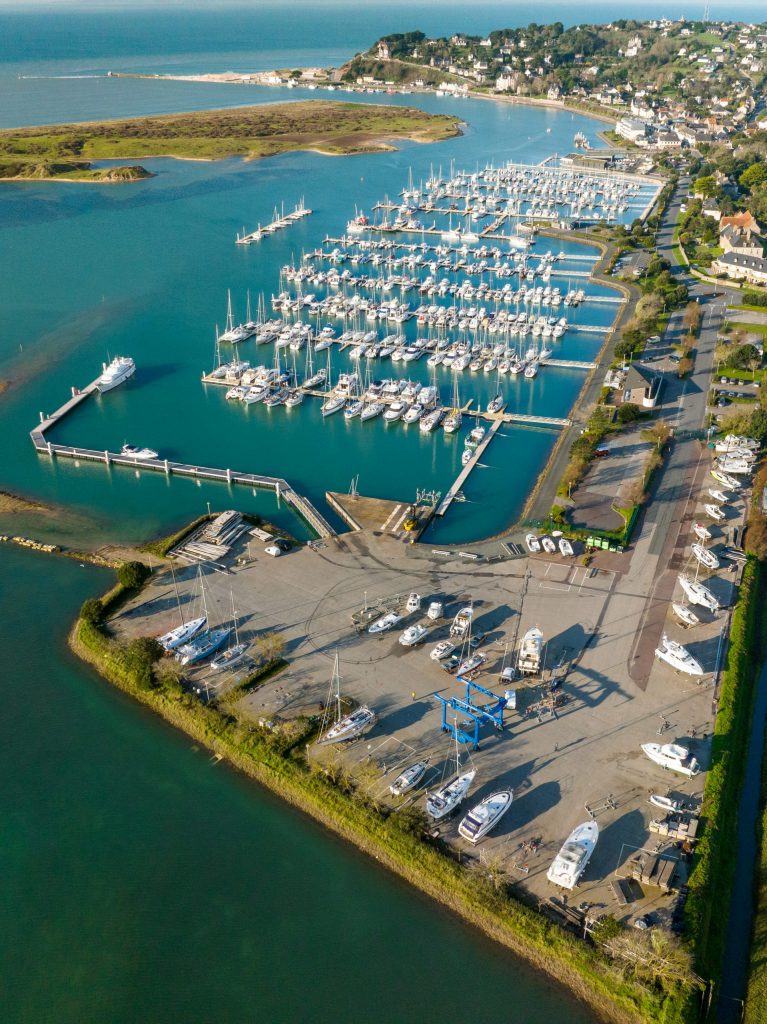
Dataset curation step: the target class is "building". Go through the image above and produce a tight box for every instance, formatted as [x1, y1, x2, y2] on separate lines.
[622, 364, 662, 408]
[720, 211, 761, 235]
[616, 117, 649, 144]
[702, 198, 722, 222]
[712, 252, 767, 285]
[720, 225, 763, 258]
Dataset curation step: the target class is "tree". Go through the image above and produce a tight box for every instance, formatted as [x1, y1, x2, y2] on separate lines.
[120, 636, 164, 690]
[80, 597, 104, 625]
[253, 631, 285, 665]
[692, 174, 718, 198]
[729, 343, 761, 371]
[739, 163, 767, 192]
[746, 514, 767, 561]
[677, 356, 693, 377]
[117, 560, 151, 590]
[645, 419, 672, 449]
[635, 293, 664, 324]
[682, 302, 701, 334]
[617, 402, 642, 424]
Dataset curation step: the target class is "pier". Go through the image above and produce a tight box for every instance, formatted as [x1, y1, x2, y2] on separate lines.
[436, 418, 504, 516]
[30, 375, 335, 540]
[235, 200, 312, 245]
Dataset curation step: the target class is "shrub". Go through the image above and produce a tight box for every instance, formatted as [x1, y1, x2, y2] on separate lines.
[117, 560, 151, 590]
[80, 597, 104, 626]
[616, 402, 642, 424]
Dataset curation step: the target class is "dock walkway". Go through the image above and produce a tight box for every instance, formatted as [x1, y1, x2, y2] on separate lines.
[436, 417, 504, 516]
[30, 376, 335, 540]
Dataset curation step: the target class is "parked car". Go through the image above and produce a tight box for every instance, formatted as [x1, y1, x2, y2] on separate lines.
[264, 545, 282, 557]
[469, 631, 487, 649]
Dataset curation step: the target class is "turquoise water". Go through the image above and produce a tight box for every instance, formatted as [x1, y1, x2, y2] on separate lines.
[0, 543, 595, 1024]
[0, 90, 624, 544]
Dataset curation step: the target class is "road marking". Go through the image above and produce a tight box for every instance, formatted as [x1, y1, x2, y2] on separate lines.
[392, 508, 411, 534]
[380, 504, 402, 531]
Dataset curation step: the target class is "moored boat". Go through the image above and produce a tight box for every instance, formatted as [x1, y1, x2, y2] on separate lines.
[389, 759, 429, 796]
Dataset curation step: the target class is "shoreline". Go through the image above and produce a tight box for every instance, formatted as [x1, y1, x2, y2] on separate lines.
[66, 574, 672, 1024]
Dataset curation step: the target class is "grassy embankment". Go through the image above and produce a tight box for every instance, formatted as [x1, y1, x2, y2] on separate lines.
[746, 738, 767, 1024]
[684, 559, 767, 995]
[69, 562, 698, 1024]
[0, 101, 461, 182]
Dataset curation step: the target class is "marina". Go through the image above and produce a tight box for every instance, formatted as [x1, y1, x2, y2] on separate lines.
[235, 198, 312, 245]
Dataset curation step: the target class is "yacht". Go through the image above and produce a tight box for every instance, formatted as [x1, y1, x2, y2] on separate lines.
[426, 766, 477, 821]
[704, 503, 726, 521]
[399, 624, 427, 647]
[641, 742, 700, 776]
[449, 606, 473, 640]
[693, 523, 712, 541]
[304, 369, 327, 389]
[525, 533, 541, 553]
[368, 611, 403, 634]
[546, 821, 599, 889]
[158, 616, 207, 652]
[487, 394, 504, 414]
[360, 401, 384, 421]
[457, 652, 487, 677]
[319, 705, 377, 744]
[678, 573, 719, 612]
[344, 399, 363, 419]
[654, 634, 704, 676]
[121, 443, 158, 460]
[708, 488, 728, 504]
[210, 641, 249, 671]
[420, 407, 444, 432]
[97, 356, 135, 393]
[672, 603, 700, 627]
[284, 389, 304, 408]
[321, 394, 346, 417]
[458, 790, 513, 844]
[692, 544, 719, 570]
[461, 449, 472, 467]
[389, 759, 430, 797]
[384, 400, 407, 422]
[402, 404, 423, 424]
[443, 410, 462, 434]
[430, 640, 456, 661]
[524, 360, 539, 379]
[176, 626, 232, 665]
[518, 627, 543, 672]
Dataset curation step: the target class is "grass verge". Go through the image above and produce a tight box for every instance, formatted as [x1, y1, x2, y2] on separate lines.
[685, 559, 767, 987]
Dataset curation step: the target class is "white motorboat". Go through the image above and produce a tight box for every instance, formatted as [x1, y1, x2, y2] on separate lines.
[420, 407, 444, 432]
[284, 390, 304, 408]
[443, 410, 462, 434]
[389, 759, 430, 797]
[384, 400, 407, 422]
[158, 615, 207, 652]
[450, 606, 474, 639]
[304, 369, 327, 389]
[518, 626, 543, 673]
[406, 592, 421, 612]
[649, 794, 682, 813]
[541, 536, 556, 554]
[465, 424, 486, 449]
[641, 742, 700, 776]
[321, 394, 346, 417]
[458, 789, 513, 844]
[427, 601, 443, 621]
[360, 401, 384, 421]
[368, 611, 403, 634]
[708, 488, 728, 504]
[692, 544, 719, 569]
[672, 603, 700, 627]
[546, 821, 599, 889]
[693, 522, 712, 541]
[121, 443, 158, 460]
[525, 533, 541, 553]
[487, 394, 504, 414]
[558, 537, 574, 557]
[319, 705, 377, 744]
[97, 355, 135, 393]
[177, 626, 232, 665]
[461, 448, 472, 467]
[210, 641, 249, 671]
[524, 360, 539, 379]
[430, 640, 456, 661]
[704, 504, 726, 521]
[426, 768, 477, 821]
[399, 624, 427, 647]
[678, 573, 719, 612]
[654, 634, 704, 676]
[711, 470, 740, 490]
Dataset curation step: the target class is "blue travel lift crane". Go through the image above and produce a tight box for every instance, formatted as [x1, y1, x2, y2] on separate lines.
[434, 676, 509, 751]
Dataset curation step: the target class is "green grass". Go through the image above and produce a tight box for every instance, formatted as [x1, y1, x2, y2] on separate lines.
[717, 367, 764, 383]
[728, 322, 767, 339]
[685, 559, 767, 988]
[745, 723, 767, 1024]
[730, 304, 767, 314]
[0, 101, 461, 182]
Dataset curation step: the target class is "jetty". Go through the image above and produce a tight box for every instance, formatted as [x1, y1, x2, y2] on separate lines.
[436, 417, 504, 516]
[29, 375, 335, 540]
[235, 199, 312, 245]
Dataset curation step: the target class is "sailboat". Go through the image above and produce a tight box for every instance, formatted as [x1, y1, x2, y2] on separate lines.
[389, 759, 430, 797]
[175, 569, 232, 665]
[677, 573, 719, 612]
[425, 729, 477, 821]
[546, 821, 599, 889]
[458, 789, 513, 844]
[442, 372, 462, 434]
[218, 289, 251, 344]
[318, 654, 376, 744]
[157, 564, 207, 650]
[210, 591, 249, 671]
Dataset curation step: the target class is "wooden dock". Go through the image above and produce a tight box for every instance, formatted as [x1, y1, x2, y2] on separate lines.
[436, 417, 504, 517]
[30, 375, 336, 540]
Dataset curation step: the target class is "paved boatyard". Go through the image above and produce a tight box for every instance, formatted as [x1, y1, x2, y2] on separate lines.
[113, 447, 746, 929]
